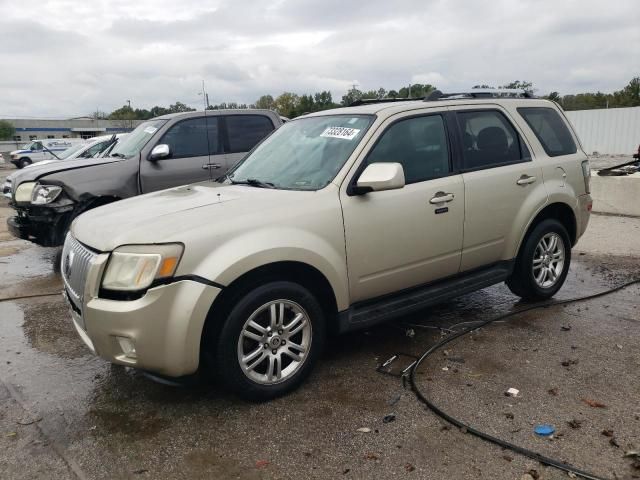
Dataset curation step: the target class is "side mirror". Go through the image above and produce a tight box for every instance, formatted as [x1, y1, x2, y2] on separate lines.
[355, 162, 405, 193]
[149, 144, 170, 160]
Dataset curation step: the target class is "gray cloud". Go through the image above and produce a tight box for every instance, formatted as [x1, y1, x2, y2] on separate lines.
[0, 0, 637, 117]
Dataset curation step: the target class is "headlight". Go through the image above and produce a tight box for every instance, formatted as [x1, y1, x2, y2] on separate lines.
[31, 184, 63, 204]
[101, 244, 184, 291]
[14, 182, 36, 202]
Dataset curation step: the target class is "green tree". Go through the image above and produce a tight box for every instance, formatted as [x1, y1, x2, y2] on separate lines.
[500, 80, 533, 91]
[622, 77, 640, 106]
[168, 101, 196, 113]
[0, 120, 15, 140]
[341, 87, 363, 106]
[274, 92, 300, 117]
[255, 95, 275, 110]
[108, 105, 137, 128]
[387, 90, 399, 99]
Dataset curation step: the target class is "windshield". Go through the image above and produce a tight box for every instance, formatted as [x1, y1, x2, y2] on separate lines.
[109, 119, 166, 158]
[225, 114, 374, 190]
[58, 143, 86, 159]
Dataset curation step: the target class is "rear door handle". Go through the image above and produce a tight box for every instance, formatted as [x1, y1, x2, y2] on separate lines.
[429, 192, 455, 204]
[202, 163, 221, 170]
[516, 174, 537, 185]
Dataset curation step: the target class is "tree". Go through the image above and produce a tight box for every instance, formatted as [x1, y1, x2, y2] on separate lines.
[622, 77, 640, 106]
[545, 92, 561, 103]
[255, 95, 276, 110]
[500, 80, 533, 91]
[387, 90, 399, 99]
[341, 87, 363, 106]
[298, 94, 315, 115]
[168, 101, 195, 113]
[274, 92, 300, 117]
[0, 120, 15, 140]
[108, 105, 137, 128]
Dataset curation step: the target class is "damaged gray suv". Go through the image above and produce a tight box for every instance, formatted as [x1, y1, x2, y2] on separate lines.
[5, 110, 281, 246]
[62, 92, 592, 400]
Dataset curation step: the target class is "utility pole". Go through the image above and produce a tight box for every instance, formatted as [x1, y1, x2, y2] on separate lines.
[126, 99, 131, 108]
[201, 80, 208, 110]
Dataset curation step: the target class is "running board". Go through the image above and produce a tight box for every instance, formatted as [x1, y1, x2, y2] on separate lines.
[337, 261, 513, 333]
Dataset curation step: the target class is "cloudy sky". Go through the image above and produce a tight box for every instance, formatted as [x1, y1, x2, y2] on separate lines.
[0, 0, 637, 117]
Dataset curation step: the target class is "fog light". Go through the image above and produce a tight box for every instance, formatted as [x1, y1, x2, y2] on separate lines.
[116, 336, 137, 359]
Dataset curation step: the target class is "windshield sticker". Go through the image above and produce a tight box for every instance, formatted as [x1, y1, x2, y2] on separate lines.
[144, 126, 158, 134]
[320, 126, 361, 140]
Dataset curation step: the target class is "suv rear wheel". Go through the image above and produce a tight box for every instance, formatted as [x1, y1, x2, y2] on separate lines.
[507, 218, 571, 301]
[215, 281, 325, 401]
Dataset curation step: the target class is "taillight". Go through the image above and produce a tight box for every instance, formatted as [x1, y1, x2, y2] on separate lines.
[581, 160, 591, 194]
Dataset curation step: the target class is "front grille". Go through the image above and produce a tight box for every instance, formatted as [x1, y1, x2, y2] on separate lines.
[61, 234, 98, 310]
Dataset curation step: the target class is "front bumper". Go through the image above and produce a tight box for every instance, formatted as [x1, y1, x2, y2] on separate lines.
[68, 279, 221, 377]
[7, 205, 74, 246]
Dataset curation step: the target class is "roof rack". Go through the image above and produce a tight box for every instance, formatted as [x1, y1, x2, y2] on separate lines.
[348, 97, 423, 107]
[425, 89, 536, 101]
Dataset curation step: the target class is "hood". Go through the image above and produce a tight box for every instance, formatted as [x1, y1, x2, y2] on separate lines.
[72, 182, 324, 252]
[7, 156, 123, 190]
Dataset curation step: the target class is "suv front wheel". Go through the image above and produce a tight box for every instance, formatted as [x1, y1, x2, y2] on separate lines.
[216, 281, 325, 401]
[507, 218, 571, 301]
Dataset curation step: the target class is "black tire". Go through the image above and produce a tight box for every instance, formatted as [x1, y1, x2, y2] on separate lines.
[215, 281, 325, 401]
[507, 218, 571, 301]
[19, 158, 32, 169]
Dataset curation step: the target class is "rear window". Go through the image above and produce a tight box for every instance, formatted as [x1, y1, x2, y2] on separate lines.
[226, 115, 274, 153]
[517, 107, 577, 157]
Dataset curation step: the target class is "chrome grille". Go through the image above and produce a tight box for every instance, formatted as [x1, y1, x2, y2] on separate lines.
[61, 234, 97, 310]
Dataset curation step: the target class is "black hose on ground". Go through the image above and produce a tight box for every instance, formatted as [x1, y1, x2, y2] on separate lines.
[408, 278, 640, 480]
[0, 292, 62, 302]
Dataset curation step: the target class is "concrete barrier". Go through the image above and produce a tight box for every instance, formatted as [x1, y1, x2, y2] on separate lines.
[590, 173, 640, 217]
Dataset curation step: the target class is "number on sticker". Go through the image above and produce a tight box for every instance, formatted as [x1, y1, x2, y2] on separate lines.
[320, 126, 361, 140]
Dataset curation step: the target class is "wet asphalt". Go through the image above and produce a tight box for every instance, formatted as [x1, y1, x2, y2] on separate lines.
[0, 165, 639, 480]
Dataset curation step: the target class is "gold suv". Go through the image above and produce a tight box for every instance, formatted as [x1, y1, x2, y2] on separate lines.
[62, 92, 592, 400]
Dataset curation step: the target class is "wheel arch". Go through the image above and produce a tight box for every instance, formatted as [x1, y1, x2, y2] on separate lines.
[201, 260, 340, 355]
[517, 202, 577, 256]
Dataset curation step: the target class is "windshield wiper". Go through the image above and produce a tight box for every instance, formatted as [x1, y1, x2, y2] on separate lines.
[110, 152, 126, 158]
[231, 178, 275, 189]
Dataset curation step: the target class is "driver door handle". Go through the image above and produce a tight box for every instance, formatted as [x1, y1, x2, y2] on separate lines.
[516, 174, 537, 185]
[202, 163, 221, 170]
[429, 192, 455, 204]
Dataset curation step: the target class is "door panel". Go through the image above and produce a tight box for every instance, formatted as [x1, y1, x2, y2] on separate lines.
[454, 108, 546, 271]
[140, 116, 216, 192]
[342, 176, 465, 302]
[341, 112, 464, 303]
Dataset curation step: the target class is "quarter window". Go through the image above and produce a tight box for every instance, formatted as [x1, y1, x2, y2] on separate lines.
[517, 107, 577, 157]
[160, 117, 209, 158]
[367, 115, 450, 184]
[226, 115, 274, 153]
[457, 110, 526, 170]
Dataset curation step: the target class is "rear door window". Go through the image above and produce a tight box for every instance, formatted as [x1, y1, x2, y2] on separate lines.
[517, 107, 577, 157]
[225, 115, 274, 153]
[457, 110, 527, 170]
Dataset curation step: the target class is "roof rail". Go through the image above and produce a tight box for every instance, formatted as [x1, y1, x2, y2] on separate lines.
[425, 89, 536, 101]
[348, 97, 423, 107]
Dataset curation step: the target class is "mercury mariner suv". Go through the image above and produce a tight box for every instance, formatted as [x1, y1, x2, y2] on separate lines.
[62, 91, 592, 400]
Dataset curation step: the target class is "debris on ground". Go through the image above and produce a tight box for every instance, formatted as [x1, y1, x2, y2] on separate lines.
[527, 469, 540, 480]
[447, 356, 465, 364]
[255, 460, 270, 468]
[16, 416, 42, 425]
[132, 469, 148, 475]
[548, 388, 559, 396]
[383, 414, 396, 424]
[624, 451, 640, 458]
[609, 437, 620, 448]
[405, 328, 415, 338]
[505, 388, 520, 397]
[567, 420, 582, 429]
[404, 463, 415, 472]
[534, 424, 555, 437]
[364, 453, 379, 461]
[601, 429, 614, 437]
[504, 412, 515, 420]
[583, 399, 607, 408]
[561, 325, 572, 331]
[561, 359, 579, 367]
[357, 427, 371, 433]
